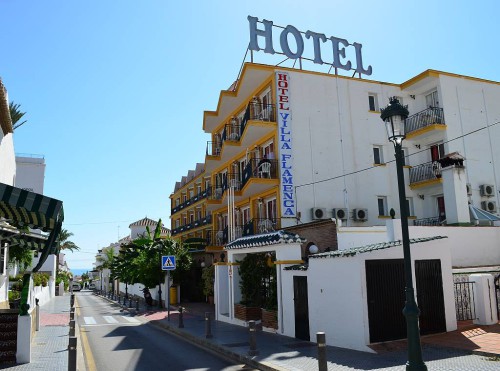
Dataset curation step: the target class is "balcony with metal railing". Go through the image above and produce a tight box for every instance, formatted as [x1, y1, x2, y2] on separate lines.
[171, 188, 211, 215]
[413, 216, 445, 226]
[241, 159, 278, 187]
[210, 218, 281, 246]
[405, 107, 446, 140]
[205, 102, 276, 169]
[171, 214, 212, 236]
[409, 161, 442, 188]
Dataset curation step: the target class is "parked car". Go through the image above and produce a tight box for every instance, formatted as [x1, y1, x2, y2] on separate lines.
[88, 283, 96, 290]
[71, 283, 81, 292]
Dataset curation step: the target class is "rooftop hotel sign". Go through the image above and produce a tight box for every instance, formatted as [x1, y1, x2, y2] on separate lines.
[275, 71, 296, 218]
[248, 16, 372, 76]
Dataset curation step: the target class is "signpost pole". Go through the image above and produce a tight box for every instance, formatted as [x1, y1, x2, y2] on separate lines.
[167, 270, 170, 321]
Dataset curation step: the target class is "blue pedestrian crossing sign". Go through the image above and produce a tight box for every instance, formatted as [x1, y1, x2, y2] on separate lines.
[161, 255, 176, 271]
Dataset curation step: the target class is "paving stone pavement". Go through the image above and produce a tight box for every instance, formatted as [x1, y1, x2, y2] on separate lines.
[1, 294, 71, 371]
[124, 299, 500, 371]
[6, 293, 500, 370]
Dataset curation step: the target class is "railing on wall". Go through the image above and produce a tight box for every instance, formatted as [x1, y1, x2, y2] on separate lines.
[409, 161, 442, 185]
[405, 107, 445, 134]
[454, 280, 477, 321]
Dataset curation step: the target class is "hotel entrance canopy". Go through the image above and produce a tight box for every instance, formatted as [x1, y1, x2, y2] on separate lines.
[0, 182, 64, 272]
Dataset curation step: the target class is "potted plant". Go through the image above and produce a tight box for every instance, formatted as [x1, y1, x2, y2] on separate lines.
[202, 264, 215, 304]
[235, 253, 268, 321]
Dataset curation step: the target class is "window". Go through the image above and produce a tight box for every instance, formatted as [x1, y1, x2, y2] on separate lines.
[189, 214, 195, 223]
[425, 90, 439, 108]
[430, 143, 445, 162]
[175, 220, 180, 228]
[266, 198, 277, 220]
[368, 94, 379, 111]
[373, 146, 384, 164]
[377, 197, 388, 216]
[406, 198, 414, 216]
[242, 207, 250, 225]
[175, 198, 180, 207]
[263, 141, 275, 160]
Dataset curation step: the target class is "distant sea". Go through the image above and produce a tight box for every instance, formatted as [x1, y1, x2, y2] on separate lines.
[71, 268, 91, 276]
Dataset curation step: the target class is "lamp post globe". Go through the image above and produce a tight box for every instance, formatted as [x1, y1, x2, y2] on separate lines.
[380, 97, 427, 371]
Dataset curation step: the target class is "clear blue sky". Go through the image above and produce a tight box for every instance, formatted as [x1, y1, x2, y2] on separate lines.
[1, 0, 498, 270]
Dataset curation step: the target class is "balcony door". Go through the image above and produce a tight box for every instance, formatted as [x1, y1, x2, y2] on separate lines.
[437, 196, 446, 221]
[426, 90, 439, 108]
[430, 143, 445, 162]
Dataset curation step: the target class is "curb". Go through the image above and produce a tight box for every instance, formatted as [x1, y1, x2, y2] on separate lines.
[148, 319, 284, 371]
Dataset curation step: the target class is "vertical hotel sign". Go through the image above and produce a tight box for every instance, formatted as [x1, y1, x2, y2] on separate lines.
[276, 71, 295, 217]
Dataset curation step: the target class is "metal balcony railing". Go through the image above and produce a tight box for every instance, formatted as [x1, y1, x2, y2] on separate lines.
[206, 141, 221, 156]
[413, 216, 445, 226]
[171, 214, 213, 236]
[240, 103, 276, 136]
[241, 159, 278, 188]
[171, 188, 211, 215]
[409, 161, 442, 185]
[405, 107, 445, 134]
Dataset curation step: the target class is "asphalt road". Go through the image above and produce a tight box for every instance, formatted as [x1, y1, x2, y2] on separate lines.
[75, 290, 250, 371]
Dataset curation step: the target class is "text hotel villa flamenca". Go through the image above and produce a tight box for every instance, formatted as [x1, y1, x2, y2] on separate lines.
[276, 72, 296, 218]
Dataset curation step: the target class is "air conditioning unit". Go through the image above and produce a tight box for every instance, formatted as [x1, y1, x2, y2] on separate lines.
[353, 208, 368, 222]
[480, 184, 495, 197]
[333, 208, 348, 220]
[311, 207, 327, 220]
[466, 183, 472, 196]
[481, 201, 497, 213]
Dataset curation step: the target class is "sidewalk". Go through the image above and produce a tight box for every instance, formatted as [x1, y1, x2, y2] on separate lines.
[4, 294, 72, 371]
[129, 301, 500, 371]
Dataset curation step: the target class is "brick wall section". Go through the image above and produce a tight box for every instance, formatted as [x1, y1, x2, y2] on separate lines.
[284, 219, 338, 259]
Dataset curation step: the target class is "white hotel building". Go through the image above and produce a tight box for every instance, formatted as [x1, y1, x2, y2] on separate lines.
[171, 63, 500, 251]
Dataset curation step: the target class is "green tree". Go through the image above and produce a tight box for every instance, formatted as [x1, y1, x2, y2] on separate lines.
[57, 229, 80, 252]
[9, 101, 27, 131]
[130, 219, 192, 307]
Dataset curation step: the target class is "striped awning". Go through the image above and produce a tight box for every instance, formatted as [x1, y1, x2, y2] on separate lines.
[0, 223, 48, 251]
[0, 182, 64, 231]
[0, 182, 64, 272]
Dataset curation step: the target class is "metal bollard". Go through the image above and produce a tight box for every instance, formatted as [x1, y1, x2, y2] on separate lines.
[248, 320, 258, 356]
[205, 312, 213, 338]
[317, 332, 327, 371]
[35, 298, 40, 331]
[128, 297, 133, 308]
[68, 336, 77, 371]
[69, 319, 75, 337]
[70, 307, 75, 321]
[178, 307, 184, 328]
[136, 299, 139, 311]
[70, 294, 75, 308]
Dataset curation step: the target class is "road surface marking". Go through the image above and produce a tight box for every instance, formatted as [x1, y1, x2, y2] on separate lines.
[84, 316, 97, 325]
[76, 298, 97, 371]
[103, 316, 119, 324]
[123, 316, 140, 323]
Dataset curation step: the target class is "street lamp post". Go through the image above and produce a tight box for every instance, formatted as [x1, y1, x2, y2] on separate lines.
[380, 97, 427, 371]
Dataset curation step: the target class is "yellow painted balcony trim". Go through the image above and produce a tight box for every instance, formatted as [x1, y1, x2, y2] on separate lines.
[368, 110, 381, 114]
[378, 215, 391, 219]
[410, 178, 442, 190]
[404, 165, 412, 169]
[275, 260, 304, 265]
[373, 163, 386, 167]
[406, 124, 447, 140]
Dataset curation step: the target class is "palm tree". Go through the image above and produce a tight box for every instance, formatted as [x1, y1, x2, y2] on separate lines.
[57, 229, 80, 252]
[9, 102, 27, 131]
